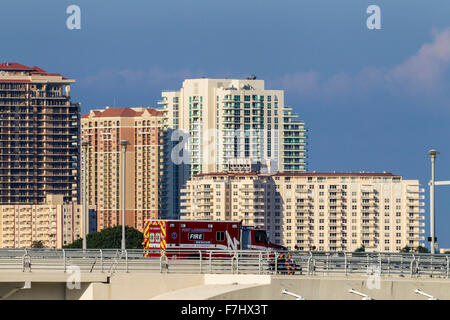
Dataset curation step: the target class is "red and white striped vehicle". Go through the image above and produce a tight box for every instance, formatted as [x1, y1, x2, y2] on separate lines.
[143, 219, 286, 257]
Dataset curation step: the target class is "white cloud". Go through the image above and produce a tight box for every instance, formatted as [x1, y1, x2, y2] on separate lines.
[387, 28, 450, 92]
[272, 28, 450, 101]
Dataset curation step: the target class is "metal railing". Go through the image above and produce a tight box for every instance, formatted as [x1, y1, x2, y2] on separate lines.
[0, 249, 448, 278]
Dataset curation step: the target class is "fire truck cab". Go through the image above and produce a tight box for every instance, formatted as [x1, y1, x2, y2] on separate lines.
[241, 227, 286, 251]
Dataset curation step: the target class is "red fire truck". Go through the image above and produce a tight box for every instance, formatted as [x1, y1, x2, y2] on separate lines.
[143, 219, 286, 257]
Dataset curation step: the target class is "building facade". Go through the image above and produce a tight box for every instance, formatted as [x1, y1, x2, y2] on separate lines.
[158, 78, 307, 176]
[180, 172, 425, 252]
[0, 62, 80, 205]
[0, 195, 82, 248]
[81, 107, 165, 232]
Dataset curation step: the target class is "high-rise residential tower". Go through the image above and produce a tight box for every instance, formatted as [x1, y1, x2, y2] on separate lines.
[81, 107, 165, 232]
[0, 194, 82, 248]
[159, 78, 307, 177]
[159, 78, 307, 219]
[0, 62, 80, 205]
[180, 172, 425, 253]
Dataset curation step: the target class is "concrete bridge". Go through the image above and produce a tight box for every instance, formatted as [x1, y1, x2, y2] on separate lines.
[0, 249, 449, 300]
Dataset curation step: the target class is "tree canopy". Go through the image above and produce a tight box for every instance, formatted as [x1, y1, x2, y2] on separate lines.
[400, 245, 429, 253]
[31, 240, 44, 248]
[354, 245, 365, 252]
[63, 226, 144, 249]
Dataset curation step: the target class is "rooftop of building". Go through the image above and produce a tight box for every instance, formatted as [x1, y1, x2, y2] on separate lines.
[195, 171, 401, 178]
[160, 77, 269, 93]
[81, 106, 165, 119]
[0, 62, 66, 78]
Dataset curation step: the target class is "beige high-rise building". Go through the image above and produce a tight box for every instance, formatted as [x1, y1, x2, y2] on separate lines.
[0, 195, 82, 248]
[81, 107, 165, 232]
[158, 78, 307, 176]
[180, 172, 425, 252]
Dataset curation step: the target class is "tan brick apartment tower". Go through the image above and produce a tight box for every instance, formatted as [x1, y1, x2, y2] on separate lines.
[0, 195, 82, 248]
[181, 172, 425, 253]
[81, 107, 165, 232]
[0, 63, 80, 205]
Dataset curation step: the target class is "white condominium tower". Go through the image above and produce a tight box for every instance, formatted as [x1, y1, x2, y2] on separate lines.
[158, 78, 307, 177]
[180, 172, 425, 253]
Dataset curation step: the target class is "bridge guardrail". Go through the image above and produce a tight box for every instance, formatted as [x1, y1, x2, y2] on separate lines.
[0, 249, 448, 278]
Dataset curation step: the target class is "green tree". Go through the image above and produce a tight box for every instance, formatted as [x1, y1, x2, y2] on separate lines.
[63, 226, 144, 249]
[415, 246, 429, 253]
[31, 240, 44, 248]
[400, 246, 429, 253]
[354, 245, 365, 252]
[400, 246, 411, 253]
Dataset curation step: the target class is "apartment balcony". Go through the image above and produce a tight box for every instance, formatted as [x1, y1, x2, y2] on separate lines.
[295, 233, 313, 239]
[157, 99, 168, 105]
[245, 207, 266, 213]
[328, 189, 347, 199]
[409, 236, 425, 241]
[1, 216, 15, 224]
[360, 216, 377, 223]
[240, 193, 264, 199]
[18, 212, 32, 218]
[360, 188, 376, 194]
[406, 188, 425, 193]
[1, 225, 14, 232]
[196, 201, 212, 207]
[407, 229, 424, 235]
[407, 210, 422, 216]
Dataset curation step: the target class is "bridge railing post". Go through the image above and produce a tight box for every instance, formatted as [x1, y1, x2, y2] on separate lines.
[22, 252, 31, 273]
[446, 256, 449, 279]
[100, 249, 103, 273]
[274, 253, 278, 275]
[199, 250, 202, 274]
[387, 255, 390, 276]
[63, 249, 66, 273]
[344, 252, 348, 276]
[400, 254, 404, 276]
[125, 250, 128, 273]
[326, 253, 329, 275]
[379, 253, 382, 276]
[258, 252, 262, 275]
[430, 255, 433, 277]
[160, 254, 168, 273]
[209, 251, 212, 273]
[307, 252, 313, 275]
[366, 254, 369, 275]
[410, 254, 418, 278]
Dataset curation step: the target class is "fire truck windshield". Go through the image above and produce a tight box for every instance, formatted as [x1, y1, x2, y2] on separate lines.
[255, 230, 268, 245]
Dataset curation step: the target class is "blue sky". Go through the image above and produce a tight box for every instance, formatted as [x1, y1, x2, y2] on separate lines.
[1, 0, 449, 249]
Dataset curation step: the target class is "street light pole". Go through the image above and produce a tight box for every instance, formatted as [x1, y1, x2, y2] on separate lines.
[120, 140, 129, 251]
[428, 149, 438, 254]
[81, 141, 89, 251]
